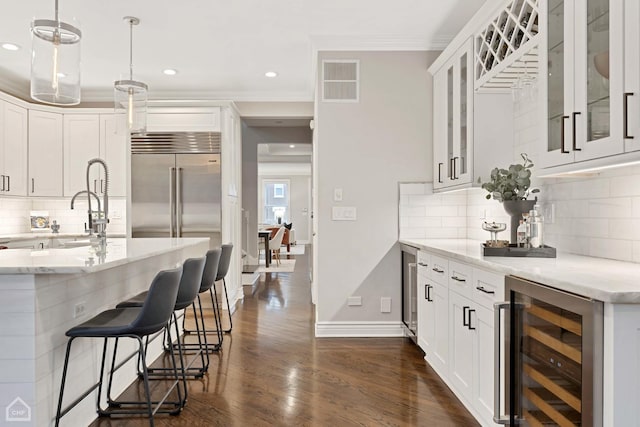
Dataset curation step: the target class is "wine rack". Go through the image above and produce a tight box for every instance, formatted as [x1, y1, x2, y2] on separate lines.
[474, 0, 540, 90]
[522, 299, 583, 426]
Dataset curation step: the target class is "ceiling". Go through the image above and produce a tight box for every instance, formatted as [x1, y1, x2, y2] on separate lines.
[0, 0, 486, 104]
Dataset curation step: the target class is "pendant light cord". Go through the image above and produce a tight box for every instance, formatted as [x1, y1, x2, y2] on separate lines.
[54, 0, 59, 22]
[129, 19, 134, 80]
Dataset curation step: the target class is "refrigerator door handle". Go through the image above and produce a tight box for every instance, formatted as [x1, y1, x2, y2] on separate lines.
[494, 302, 510, 424]
[170, 167, 176, 238]
[176, 167, 183, 237]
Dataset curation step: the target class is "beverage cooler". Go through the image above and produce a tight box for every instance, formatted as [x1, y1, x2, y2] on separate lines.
[494, 276, 603, 426]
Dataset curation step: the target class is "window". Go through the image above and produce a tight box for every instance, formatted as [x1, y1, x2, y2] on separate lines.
[262, 180, 290, 224]
[273, 183, 285, 198]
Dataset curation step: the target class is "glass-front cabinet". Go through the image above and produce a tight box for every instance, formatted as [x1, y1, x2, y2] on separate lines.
[541, 0, 623, 168]
[433, 38, 473, 190]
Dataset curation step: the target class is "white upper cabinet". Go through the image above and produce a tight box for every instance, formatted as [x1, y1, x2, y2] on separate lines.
[28, 110, 63, 197]
[100, 114, 127, 197]
[0, 101, 28, 196]
[146, 107, 221, 132]
[624, 0, 640, 152]
[541, 0, 624, 168]
[63, 114, 101, 196]
[64, 113, 127, 197]
[433, 38, 474, 190]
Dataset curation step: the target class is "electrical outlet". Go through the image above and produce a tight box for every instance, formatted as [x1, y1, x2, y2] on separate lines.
[542, 203, 555, 224]
[380, 297, 391, 313]
[347, 296, 362, 306]
[111, 210, 122, 219]
[73, 302, 86, 319]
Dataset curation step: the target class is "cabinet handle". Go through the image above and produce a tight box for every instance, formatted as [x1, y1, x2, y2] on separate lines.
[432, 267, 444, 273]
[449, 158, 454, 179]
[418, 262, 428, 267]
[624, 92, 634, 139]
[31, 178, 35, 194]
[561, 115, 570, 153]
[100, 179, 104, 194]
[0, 175, 4, 192]
[438, 162, 443, 183]
[6, 175, 9, 192]
[452, 156, 458, 180]
[425, 284, 433, 302]
[572, 112, 581, 151]
[93, 179, 97, 194]
[476, 286, 495, 295]
[467, 308, 476, 330]
[463, 306, 470, 326]
[451, 275, 466, 282]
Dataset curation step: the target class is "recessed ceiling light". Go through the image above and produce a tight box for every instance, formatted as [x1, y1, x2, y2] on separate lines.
[163, 69, 178, 76]
[289, 144, 296, 148]
[265, 71, 278, 78]
[1, 43, 20, 51]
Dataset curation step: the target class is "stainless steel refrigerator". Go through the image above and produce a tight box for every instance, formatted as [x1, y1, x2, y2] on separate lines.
[131, 132, 222, 248]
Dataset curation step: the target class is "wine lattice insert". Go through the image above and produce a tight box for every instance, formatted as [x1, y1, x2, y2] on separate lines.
[475, 0, 540, 89]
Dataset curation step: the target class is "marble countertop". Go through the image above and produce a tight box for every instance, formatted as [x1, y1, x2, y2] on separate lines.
[0, 237, 209, 274]
[0, 232, 126, 242]
[400, 238, 640, 303]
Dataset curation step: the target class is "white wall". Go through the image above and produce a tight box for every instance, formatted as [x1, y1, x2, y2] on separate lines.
[315, 51, 438, 335]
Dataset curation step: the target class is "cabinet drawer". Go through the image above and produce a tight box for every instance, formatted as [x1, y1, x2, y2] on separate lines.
[472, 268, 504, 310]
[448, 260, 472, 297]
[417, 250, 431, 268]
[428, 255, 449, 284]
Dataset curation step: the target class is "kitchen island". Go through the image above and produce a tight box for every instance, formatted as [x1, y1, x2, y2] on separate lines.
[401, 238, 640, 427]
[0, 237, 209, 427]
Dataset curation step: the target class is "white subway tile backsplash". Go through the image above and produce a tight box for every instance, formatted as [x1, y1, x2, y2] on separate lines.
[588, 198, 632, 218]
[589, 238, 633, 262]
[408, 217, 442, 228]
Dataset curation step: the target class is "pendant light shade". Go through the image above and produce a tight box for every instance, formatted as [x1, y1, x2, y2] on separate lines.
[114, 16, 147, 134]
[30, 0, 81, 105]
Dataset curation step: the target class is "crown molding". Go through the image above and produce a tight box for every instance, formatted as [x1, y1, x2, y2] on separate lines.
[310, 34, 449, 52]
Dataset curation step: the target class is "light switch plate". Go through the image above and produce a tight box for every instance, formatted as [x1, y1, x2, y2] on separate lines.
[332, 206, 356, 221]
[334, 188, 343, 202]
[380, 297, 391, 313]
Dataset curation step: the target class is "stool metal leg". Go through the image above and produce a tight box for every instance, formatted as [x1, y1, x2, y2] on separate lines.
[55, 337, 75, 427]
[221, 277, 233, 333]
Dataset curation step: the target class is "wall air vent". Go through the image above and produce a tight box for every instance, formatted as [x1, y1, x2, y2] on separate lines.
[322, 60, 359, 102]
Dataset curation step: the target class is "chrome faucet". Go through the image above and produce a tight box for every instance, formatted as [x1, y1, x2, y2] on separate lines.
[70, 158, 109, 243]
[70, 191, 102, 233]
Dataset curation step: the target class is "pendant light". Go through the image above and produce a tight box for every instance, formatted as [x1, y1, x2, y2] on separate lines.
[114, 16, 148, 134]
[30, 0, 82, 105]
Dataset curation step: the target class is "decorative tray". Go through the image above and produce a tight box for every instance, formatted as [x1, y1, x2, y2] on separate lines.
[482, 244, 556, 258]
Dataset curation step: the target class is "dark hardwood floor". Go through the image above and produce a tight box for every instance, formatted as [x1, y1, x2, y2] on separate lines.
[90, 247, 478, 426]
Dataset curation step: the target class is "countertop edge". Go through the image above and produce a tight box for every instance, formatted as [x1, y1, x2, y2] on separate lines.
[400, 238, 640, 304]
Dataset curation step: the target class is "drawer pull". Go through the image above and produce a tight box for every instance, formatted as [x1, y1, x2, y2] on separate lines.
[432, 267, 444, 273]
[463, 306, 470, 326]
[425, 284, 433, 302]
[451, 276, 466, 282]
[467, 309, 476, 330]
[418, 262, 429, 267]
[476, 286, 495, 295]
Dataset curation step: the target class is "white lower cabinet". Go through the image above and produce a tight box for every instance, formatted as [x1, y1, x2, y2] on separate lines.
[416, 251, 502, 427]
[449, 290, 474, 402]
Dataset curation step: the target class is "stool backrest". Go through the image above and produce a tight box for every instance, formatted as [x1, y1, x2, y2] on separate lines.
[200, 248, 222, 293]
[175, 257, 206, 310]
[131, 267, 183, 336]
[215, 243, 233, 281]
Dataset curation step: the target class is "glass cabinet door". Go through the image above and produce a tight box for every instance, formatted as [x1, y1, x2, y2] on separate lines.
[447, 65, 454, 181]
[574, 0, 623, 162]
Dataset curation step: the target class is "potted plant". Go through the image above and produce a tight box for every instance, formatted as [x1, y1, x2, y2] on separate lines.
[478, 153, 539, 244]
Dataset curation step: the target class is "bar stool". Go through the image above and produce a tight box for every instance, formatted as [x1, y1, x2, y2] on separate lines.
[183, 248, 223, 352]
[55, 266, 183, 427]
[115, 256, 207, 405]
[216, 243, 234, 333]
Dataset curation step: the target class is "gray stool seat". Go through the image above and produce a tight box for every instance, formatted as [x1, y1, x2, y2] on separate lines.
[55, 267, 183, 427]
[182, 248, 223, 352]
[115, 257, 209, 380]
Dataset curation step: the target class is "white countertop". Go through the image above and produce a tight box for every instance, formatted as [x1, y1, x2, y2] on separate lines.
[400, 238, 640, 303]
[0, 237, 209, 274]
[0, 232, 126, 242]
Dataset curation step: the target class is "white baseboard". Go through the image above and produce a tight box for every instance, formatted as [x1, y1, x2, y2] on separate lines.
[315, 321, 404, 337]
